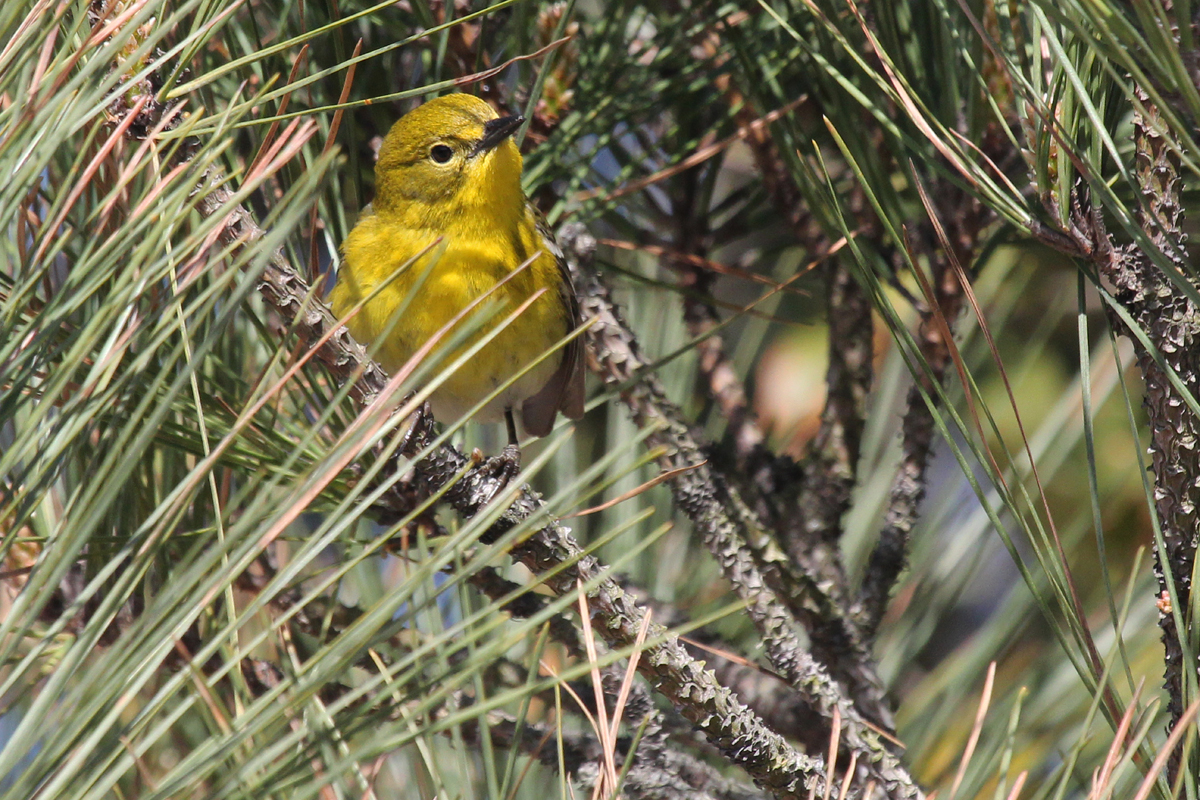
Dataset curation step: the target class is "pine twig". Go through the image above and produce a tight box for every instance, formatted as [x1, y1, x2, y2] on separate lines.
[855, 192, 972, 637]
[665, 158, 767, 461]
[624, 582, 833, 755]
[721, 92, 873, 598]
[680, 263, 767, 459]
[854, 381, 937, 638]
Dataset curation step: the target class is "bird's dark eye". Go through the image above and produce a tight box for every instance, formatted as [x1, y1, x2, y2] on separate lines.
[430, 144, 454, 164]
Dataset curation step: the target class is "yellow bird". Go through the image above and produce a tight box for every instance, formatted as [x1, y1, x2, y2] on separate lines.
[331, 94, 584, 452]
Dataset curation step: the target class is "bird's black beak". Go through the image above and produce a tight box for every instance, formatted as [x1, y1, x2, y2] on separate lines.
[472, 115, 524, 156]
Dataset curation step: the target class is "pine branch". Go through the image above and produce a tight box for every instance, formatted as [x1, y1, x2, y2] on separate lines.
[709, 102, 891, 725]
[562, 224, 913, 793]
[623, 582, 834, 755]
[189, 181, 869, 800]
[472, 709, 769, 800]
[783, 257, 874, 681]
[470, 567, 768, 800]
[1078, 90, 1197, 783]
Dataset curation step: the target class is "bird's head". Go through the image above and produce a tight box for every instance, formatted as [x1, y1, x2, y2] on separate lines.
[372, 94, 525, 226]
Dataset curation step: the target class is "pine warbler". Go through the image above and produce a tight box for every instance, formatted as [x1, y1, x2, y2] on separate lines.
[331, 94, 584, 445]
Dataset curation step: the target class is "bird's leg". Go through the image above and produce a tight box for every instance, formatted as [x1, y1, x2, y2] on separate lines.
[505, 407, 519, 449]
[495, 406, 522, 475]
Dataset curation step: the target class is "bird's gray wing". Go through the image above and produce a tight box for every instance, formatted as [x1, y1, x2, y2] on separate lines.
[520, 212, 585, 437]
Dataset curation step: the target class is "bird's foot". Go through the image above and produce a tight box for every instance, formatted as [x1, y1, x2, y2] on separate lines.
[470, 443, 522, 509]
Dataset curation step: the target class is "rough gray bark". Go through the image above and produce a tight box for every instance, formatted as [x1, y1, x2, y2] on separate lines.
[419, 440, 842, 800]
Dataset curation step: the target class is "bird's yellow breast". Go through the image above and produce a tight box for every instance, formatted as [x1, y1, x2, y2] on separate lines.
[330, 207, 567, 424]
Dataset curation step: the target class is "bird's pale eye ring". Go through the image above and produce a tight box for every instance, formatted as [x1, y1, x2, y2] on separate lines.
[430, 144, 454, 164]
